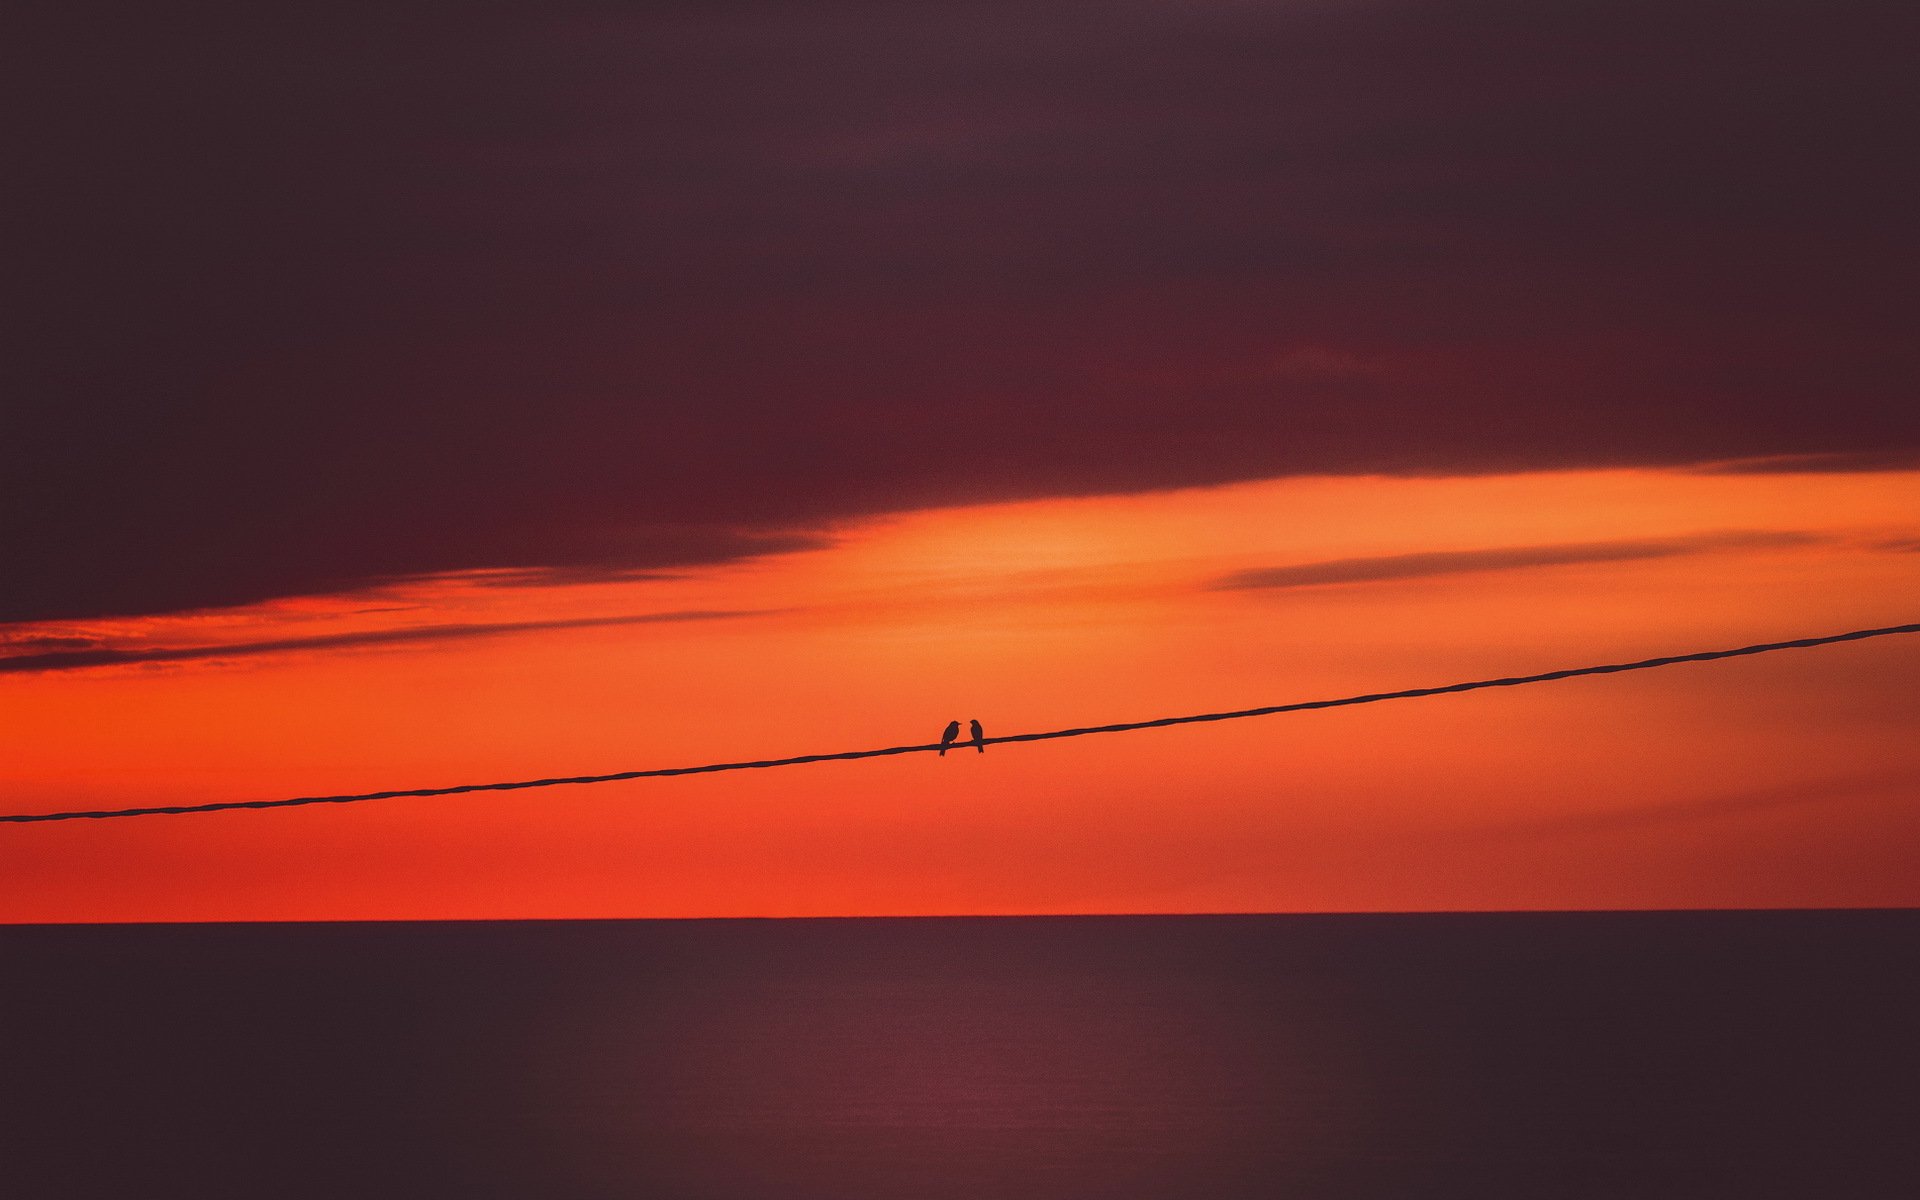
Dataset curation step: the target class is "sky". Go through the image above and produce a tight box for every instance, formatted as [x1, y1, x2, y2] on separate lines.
[4, 1, 1916, 921]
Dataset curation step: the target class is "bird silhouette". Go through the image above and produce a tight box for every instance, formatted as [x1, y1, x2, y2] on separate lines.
[938, 720, 961, 756]
[969, 719, 985, 753]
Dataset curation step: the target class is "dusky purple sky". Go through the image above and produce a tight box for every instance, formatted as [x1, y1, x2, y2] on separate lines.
[8, 0, 1914, 623]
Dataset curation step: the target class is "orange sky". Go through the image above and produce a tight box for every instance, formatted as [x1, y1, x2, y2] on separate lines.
[4, 464, 1918, 922]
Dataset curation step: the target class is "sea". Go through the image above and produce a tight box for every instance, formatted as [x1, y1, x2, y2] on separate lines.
[4, 911, 1914, 1198]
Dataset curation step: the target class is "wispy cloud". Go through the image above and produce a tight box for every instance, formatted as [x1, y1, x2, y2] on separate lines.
[0, 610, 775, 675]
[1211, 531, 1821, 592]
[0, 634, 102, 653]
[1483, 769, 1919, 838]
[1693, 450, 1920, 475]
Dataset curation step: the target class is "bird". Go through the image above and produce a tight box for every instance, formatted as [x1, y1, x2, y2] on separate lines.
[969, 719, 985, 753]
[939, 720, 961, 756]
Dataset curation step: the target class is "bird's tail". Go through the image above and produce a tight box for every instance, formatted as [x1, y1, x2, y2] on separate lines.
[939, 746, 948, 757]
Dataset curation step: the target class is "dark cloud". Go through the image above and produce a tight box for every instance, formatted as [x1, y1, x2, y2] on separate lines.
[8, 1, 1916, 622]
[1212, 531, 1820, 591]
[0, 610, 772, 675]
[0, 635, 102, 653]
[1694, 451, 1920, 475]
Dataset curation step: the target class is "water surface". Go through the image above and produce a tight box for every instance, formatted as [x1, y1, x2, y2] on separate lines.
[4, 911, 1913, 1198]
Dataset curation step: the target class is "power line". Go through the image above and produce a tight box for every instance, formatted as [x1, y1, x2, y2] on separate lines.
[5, 621, 1916, 824]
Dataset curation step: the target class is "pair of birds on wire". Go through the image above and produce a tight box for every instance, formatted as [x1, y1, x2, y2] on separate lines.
[939, 719, 986, 756]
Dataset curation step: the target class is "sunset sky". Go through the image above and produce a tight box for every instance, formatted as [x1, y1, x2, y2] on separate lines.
[5, 1, 1916, 921]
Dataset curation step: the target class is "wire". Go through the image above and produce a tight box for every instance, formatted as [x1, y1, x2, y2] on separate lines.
[4, 621, 1915, 824]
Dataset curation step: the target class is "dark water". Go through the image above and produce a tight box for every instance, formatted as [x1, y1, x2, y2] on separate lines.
[4, 911, 1915, 1199]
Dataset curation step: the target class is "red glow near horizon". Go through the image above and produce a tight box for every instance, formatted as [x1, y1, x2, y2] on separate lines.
[4, 466, 1918, 922]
